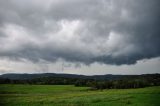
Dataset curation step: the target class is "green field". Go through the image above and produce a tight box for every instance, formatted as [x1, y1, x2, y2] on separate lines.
[0, 84, 160, 106]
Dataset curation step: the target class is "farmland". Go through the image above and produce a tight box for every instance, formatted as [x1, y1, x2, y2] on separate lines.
[0, 84, 160, 106]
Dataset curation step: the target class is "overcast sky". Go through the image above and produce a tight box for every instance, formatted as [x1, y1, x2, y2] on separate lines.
[0, 0, 160, 75]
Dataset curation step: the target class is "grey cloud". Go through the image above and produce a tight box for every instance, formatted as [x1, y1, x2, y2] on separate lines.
[0, 0, 160, 65]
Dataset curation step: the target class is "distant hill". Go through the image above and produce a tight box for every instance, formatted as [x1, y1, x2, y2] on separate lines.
[1, 73, 160, 88]
[1, 73, 158, 80]
[0, 73, 86, 80]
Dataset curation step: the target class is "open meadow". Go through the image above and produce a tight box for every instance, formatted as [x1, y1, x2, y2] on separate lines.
[0, 84, 160, 106]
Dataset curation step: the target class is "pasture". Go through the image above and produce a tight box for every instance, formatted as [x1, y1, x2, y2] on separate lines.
[0, 84, 160, 106]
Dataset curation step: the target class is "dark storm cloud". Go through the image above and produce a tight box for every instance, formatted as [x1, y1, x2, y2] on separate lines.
[0, 0, 160, 65]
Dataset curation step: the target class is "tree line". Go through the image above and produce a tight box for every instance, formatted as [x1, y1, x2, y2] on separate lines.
[0, 74, 160, 89]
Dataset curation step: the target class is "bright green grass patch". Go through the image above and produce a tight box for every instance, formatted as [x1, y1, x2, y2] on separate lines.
[0, 84, 160, 106]
[0, 84, 87, 94]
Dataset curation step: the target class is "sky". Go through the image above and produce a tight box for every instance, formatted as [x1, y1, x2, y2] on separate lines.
[0, 0, 160, 75]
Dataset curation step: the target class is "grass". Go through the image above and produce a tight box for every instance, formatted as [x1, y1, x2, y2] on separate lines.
[0, 84, 160, 106]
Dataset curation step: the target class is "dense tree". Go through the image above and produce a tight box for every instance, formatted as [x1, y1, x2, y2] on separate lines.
[0, 74, 160, 90]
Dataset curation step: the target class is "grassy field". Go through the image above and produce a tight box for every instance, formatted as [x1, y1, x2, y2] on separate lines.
[0, 84, 160, 106]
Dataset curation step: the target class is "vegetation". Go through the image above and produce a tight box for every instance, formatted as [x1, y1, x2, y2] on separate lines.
[0, 84, 160, 106]
[0, 74, 160, 90]
[0, 73, 160, 105]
